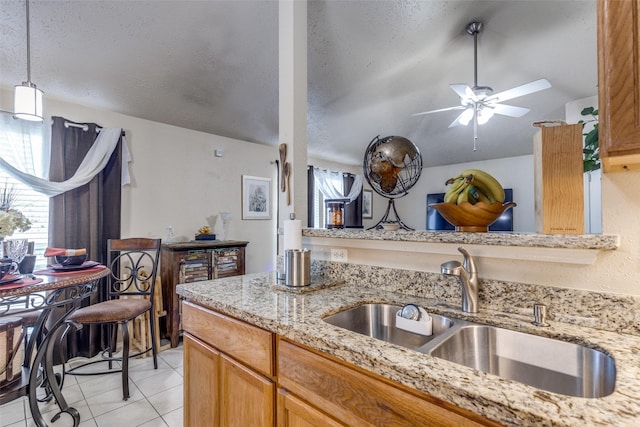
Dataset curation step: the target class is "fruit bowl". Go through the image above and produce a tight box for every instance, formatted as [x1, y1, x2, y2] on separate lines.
[429, 201, 517, 232]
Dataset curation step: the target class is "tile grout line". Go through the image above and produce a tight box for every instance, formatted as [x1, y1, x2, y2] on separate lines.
[2, 345, 184, 427]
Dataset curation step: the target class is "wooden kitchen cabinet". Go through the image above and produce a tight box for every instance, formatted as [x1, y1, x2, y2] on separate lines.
[183, 334, 219, 427]
[181, 301, 500, 427]
[277, 388, 346, 427]
[219, 353, 274, 426]
[182, 302, 275, 426]
[160, 240, 248, 347]
[597, 0, 640, 172]
[278, 339, 499, 427]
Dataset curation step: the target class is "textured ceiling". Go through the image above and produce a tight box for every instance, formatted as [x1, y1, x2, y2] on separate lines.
[0, 0, 597, 168]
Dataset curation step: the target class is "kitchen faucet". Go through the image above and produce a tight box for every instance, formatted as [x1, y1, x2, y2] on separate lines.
[441, 247, 479, 313]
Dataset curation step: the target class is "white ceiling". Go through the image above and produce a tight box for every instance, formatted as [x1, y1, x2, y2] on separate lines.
[0, 0, 597, 168]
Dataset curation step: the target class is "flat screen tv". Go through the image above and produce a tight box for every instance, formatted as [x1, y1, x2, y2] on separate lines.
[426, 188, 514, 232]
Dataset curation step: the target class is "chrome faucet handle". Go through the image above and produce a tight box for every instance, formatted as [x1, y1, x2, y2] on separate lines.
[457, 247, 477, 274]
[440, 260, 463, 275]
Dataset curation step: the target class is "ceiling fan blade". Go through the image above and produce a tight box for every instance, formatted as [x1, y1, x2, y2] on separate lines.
[488, 79, 552, 103]
[492, 104, 530, 117]
[449, 84, 474, 101]
[411, 105, 465, 117]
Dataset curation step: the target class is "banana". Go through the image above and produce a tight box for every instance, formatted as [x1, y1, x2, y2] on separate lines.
[461, 169, 505, 203]
[468, 185, 494, 204]
[444, 176, 468, 204]
[456, 185, 472, 204]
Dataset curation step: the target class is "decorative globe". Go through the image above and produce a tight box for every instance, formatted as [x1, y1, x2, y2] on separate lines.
[363, 135, 423, 198]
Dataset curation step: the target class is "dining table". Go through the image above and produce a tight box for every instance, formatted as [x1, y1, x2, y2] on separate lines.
[0, 263, 110, 427]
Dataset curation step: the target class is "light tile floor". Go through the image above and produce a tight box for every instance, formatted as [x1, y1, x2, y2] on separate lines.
[0, 343, 184, 427]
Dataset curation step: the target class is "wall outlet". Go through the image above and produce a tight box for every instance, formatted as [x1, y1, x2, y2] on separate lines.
[330, 248, 348, 262]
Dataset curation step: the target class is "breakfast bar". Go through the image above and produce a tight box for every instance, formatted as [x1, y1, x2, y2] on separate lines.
[177, 270, 640, 426]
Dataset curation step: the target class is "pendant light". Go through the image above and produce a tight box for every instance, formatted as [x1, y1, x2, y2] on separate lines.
[14, 0, 44, 122]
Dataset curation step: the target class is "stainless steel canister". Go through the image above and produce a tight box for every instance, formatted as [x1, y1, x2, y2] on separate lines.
[284, 249, 311, 287]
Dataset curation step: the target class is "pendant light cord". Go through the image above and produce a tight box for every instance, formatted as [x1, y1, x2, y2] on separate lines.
[25, 0, 32, 84]
[473, 29, 478, 88]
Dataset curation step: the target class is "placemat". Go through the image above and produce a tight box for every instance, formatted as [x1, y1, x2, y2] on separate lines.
[0, 276, 44, 290]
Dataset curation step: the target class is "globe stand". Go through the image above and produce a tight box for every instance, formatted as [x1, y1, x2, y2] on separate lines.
[367, 198, 413, 231]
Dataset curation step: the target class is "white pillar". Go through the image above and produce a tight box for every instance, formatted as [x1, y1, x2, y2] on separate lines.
[279, 0, 308, 234]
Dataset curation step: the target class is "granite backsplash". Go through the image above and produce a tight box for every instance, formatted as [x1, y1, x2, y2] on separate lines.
[304, 259, 640, 336]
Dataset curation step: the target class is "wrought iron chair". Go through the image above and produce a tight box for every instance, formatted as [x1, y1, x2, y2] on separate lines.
[65, 237, 161, 400]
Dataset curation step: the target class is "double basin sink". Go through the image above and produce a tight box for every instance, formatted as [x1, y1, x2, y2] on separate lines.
[322, 303, 616, 398]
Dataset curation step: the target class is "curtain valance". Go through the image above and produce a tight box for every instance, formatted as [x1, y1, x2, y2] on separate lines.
[0, 127, 129, 197]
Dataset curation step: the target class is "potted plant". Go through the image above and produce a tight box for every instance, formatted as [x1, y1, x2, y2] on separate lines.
[580, 106, 600, 173]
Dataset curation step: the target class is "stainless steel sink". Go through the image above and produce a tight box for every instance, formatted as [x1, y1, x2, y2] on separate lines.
[428, 325, 616, 398]
[323, 303, 616, 398]
[322, 303, 454, 350]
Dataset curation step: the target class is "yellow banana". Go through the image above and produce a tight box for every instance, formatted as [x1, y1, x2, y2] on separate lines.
[444, 176, 468, 204]
[462, 169, 505, 203]
[456, 185, 473, 204]
[468, 185, 493, 204]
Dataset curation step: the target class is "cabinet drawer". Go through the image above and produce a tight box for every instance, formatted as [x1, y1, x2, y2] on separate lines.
[278, 339, 499, 427]
[179, 252, 210, 282]
[212, 248, 242, 278]
[182, 301, 274, 376]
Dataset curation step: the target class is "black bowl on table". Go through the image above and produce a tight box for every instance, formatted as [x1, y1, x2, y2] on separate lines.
[55, 254, 88, 266]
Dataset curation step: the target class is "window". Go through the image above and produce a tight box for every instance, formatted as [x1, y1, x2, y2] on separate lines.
[310, 169, 344, 228]
[0, 114, 49, 269]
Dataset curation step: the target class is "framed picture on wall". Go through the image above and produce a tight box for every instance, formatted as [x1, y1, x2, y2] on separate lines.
[362, 189, 373, 219]
[242, 175, 271, 219]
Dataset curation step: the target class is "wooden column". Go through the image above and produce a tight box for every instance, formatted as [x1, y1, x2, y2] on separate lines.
[533, 123, 585, 234]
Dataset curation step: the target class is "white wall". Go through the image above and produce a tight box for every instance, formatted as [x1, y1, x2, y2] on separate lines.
[310, 156, 535, 232]
[395, 156, 535, 231]
[309, 167, 640, 296]
[566, 95, 602, 234]
[4, 90, 638, 296]
[0, 89, 278, 274]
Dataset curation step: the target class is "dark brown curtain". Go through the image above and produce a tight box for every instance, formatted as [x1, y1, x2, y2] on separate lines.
[307, 165, 315, 227]
[343, 173, 363, 228]
[49, 116, 122, 359]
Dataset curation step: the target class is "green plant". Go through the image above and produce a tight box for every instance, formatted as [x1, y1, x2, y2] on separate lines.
[579, 106, 600, 173]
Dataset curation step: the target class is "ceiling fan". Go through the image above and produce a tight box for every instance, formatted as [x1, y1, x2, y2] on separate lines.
[412, 21, 552, 150]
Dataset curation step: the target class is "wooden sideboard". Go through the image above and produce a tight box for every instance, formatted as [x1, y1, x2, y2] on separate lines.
[160, 240, 249, 347]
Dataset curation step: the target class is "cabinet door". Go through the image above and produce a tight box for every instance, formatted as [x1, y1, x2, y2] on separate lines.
[278, 339, 498, 427]
[213, 248, 244, 278]
[219, 353, 274, 426]
[598, 0, 640, 172]
[183, 334, 220, 427]
[277, 388, 345, 427]
[180, 251, 211, 282]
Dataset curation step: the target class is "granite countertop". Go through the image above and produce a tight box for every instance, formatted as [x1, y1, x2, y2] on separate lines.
[302, 228, 620, 250]
[177, 273, 640, 427]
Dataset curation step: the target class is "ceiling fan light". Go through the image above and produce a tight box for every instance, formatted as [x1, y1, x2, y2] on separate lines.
[14, 83, 44, 122]
[477, 107, 495, 125]
[459, 108, 474, 126]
